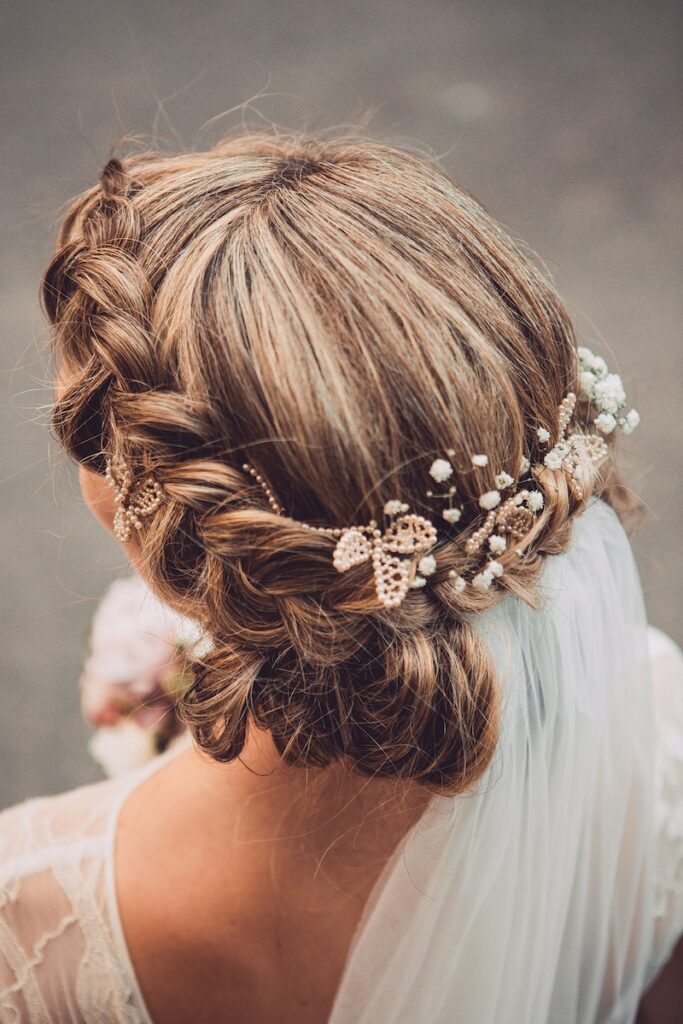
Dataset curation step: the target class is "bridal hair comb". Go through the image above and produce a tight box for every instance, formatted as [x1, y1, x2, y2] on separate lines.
[241, 347, 639, 606]
[241, 463, 438, 608]
[105, 453, 164, 543]
[105, 346, 638, 607]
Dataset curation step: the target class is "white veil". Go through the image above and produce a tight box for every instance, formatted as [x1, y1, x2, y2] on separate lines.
[329, 498, 683, 1024]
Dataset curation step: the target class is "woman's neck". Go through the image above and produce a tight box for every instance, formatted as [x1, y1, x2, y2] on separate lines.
[169, 725, 432, 872]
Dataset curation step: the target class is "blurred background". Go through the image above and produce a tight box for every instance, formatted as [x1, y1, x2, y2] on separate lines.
[1, 0, 681, 809]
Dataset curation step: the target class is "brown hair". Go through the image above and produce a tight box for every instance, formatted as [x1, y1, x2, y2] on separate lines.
[42, 127, 633, 795]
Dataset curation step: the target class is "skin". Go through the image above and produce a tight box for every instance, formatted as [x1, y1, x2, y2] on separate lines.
[80, 464, 430, 1024]
[80, 465, 682, 1022]
[49, 124, 677, 1011]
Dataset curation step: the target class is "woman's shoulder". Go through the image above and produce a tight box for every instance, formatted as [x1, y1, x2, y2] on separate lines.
[0, 744, 191, 1022]
[0, 734, 192, 884]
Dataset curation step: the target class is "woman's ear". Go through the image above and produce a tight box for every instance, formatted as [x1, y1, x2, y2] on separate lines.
[79, 464, 117, 535]
[79, 464, 142, 565]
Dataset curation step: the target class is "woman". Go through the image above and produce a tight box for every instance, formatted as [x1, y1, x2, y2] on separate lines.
[1, 128, 681, 1023]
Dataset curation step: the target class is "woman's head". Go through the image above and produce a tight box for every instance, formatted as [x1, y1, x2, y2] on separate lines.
[42, 128, 629, 794]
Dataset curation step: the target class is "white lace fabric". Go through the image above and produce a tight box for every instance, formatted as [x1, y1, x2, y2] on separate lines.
[1, 500, 682, 1024]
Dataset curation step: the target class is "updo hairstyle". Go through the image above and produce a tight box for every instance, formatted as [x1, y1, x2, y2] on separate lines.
[42, 128, 630, 794]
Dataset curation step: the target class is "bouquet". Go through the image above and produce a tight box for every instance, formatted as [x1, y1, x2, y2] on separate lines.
[80, 574, 210, 776]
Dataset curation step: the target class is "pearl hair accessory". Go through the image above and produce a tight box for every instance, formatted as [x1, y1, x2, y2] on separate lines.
[241, 462, 437, 608]
[105, 454, 164, 543]
[106, 345, 638, 607]
[240, 344, 638, 605]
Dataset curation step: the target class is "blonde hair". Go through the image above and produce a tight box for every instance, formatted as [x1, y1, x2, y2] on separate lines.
[42, 128, 633, 794]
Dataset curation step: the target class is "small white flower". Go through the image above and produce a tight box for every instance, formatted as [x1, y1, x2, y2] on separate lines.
[526, 491, 544, 512]
[519, 456, 531, 474]
[621, 408, 640, 435]
[488, 534, 507, 555]
[495, 472, 514, 489]
[472, 570, 494, 591]
[591, 355, 608, 379]
[536, 427, 551, 444]
[578, 371, 596, 400]
[429, 458, 453, 482]
[577, 346, 609, 379]
[443, 507, 462, 524]
[400, 502, 409, 512]
[384, 499, 403, 516]
[593, 373, 626, 415]
[446, 447, 456, 456]
[448, 569, 467, 592]
[410, 574, 427, 588]
[487, 559, 504, 578]
[418, 554, 437, 576]
[471, 454, 489, 467]
[594, 412, 617, 435]
[544, 448, 565, 471]
[479, 490, 501, 511]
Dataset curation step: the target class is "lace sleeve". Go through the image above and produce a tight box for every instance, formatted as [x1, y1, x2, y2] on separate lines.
[0, 774, 147, 1024]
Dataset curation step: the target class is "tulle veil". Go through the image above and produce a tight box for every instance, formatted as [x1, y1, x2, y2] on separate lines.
[328, 498, 682, 1024]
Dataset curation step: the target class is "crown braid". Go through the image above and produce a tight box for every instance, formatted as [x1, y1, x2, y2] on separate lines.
[42, 130, 639, 793]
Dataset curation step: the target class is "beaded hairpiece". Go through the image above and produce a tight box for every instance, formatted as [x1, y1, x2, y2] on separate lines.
[105, 346, 638, 606]
[105, 453, 163, 543]
[241, 346, 639, 606]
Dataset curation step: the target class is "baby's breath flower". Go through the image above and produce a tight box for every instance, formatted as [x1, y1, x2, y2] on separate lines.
[443, 507, 462, 524]
[479, 490, 501, 511]
[488, 534, 506, 555]
[578, 371, 596, 400]
[472, 570, 494, 592]
[418, 554, 437, 576]
[594, 412, 617, 435]
[495, 472, 515, 489]
[591, 355, 608, 379]
[471, 454, 489, 467]
[410, 574, 427, 589]
[519, 456, 531, 474]
[384, 499, 403, 516]
[429, 458, 453, 482]
[621, 408, 640, 435]
[536, 427, 551, 444]
[487, 559, 504, 578]
[544, 449, 565, 471]
[527, 491, 544, 512]
[593, 373, 626, 415]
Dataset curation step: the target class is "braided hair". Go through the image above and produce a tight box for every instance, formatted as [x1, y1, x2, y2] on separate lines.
[42, 130, 636, 793]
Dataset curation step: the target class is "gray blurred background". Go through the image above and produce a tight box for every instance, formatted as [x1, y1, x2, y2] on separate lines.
[1, 0, 681, 809]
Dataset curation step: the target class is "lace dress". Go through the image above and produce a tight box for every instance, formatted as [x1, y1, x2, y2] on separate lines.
[1, 501, 682, 1024]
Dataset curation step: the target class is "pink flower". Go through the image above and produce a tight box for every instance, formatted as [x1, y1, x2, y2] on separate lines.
[79, 575, 207, 752]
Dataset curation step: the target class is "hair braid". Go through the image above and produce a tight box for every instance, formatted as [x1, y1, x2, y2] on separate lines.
[43, 129, 640, 795]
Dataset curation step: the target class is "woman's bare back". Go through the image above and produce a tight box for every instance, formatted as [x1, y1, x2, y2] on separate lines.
[114, 735, 430, 1024]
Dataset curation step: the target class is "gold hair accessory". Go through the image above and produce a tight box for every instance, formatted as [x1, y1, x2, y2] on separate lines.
[241, 462, 437, 608]
[108, 345, 637, 602]
[243, 341, 640, 604]
[105, 454, 163, 543]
